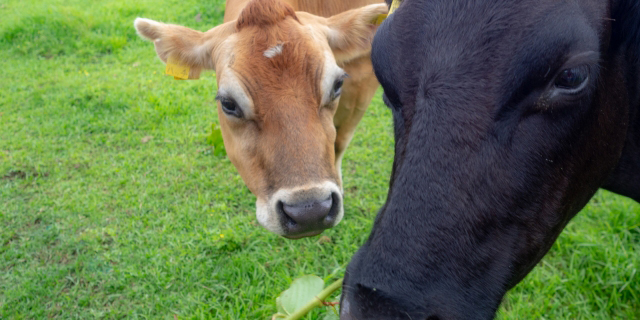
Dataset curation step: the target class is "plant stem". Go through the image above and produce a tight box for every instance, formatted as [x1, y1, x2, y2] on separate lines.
[284, 278, 344, 320]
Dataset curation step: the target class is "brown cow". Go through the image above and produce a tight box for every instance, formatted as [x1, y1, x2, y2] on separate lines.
[134, 0, 386, 238]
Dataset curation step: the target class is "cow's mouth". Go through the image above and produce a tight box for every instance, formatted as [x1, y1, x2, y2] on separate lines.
[283, 230, 324, 239]
[277, 191, 341, 238]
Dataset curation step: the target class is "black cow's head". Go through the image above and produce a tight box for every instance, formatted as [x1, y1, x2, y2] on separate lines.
[341, 0, 639, 319]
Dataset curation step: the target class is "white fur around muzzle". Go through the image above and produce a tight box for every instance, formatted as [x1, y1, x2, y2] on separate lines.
[256, 181, 343, 235]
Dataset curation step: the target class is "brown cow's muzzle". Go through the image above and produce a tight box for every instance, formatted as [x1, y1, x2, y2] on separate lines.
[256, 181, 343, 238]
[280, 192, 339, 238]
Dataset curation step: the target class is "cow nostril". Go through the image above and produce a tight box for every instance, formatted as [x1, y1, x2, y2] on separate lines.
[277, 200, 296, 227]
[280, 195, 334, 231]
[323, 192, 341, 224]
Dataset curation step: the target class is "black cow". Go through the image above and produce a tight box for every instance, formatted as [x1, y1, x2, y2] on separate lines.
[341, 0, 639, 319]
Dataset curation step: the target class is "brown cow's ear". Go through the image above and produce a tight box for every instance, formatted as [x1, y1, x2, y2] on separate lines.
[324, 3, 388, 63]
[134, 18, 236, 79]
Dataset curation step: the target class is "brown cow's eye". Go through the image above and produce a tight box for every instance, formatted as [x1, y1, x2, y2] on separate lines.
[554, 66, 589, 93]
[217, 97, 243, 118]
[331, 75, 347, 100]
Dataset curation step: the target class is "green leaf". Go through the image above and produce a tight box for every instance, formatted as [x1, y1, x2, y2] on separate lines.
[276, 275, 325, 315]
[276, 296, 287, 315]
[322, 312, 340, 320]
[206, 123, 226, 157]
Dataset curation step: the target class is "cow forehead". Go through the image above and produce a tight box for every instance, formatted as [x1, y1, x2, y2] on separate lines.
[374, 0, 604, 108]
[395, 0, 604, 66]
[218, 20, 343, 114]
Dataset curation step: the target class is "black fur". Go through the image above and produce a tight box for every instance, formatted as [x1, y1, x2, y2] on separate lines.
[341, 0, 639, 319]
[612, 0, 640, 59]
[603, 0, 640, 199]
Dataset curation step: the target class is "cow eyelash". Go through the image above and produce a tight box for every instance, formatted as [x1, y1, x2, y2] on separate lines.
[216, 95, 244, 118]
[546, 52, 599, 99]
[331, 73, 349, 101]
[552, 65, 590, 95]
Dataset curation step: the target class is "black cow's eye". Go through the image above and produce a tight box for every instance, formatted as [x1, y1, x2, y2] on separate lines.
[217, 96, 243, 118]
[554, 66, 589, 93]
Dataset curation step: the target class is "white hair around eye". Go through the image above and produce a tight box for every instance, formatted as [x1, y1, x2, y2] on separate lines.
[216, 69, 254, 120]
[320, 50, 347, 105]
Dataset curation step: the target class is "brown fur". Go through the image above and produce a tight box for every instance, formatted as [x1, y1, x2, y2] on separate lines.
[228, 18, 334, 193]
[135, 0, 386, 236]
[225, 0, 383, 21]
[236, 0, 300, 30]
[134, 19, 236, 79]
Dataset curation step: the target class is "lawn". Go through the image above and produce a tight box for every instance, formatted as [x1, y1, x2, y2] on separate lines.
[0, 0, 638, 319]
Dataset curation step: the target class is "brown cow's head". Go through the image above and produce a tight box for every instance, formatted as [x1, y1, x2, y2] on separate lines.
[134, 0, 387, 238]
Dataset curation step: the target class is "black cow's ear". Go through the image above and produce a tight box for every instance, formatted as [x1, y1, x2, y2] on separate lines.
[611, 0, 640, 55]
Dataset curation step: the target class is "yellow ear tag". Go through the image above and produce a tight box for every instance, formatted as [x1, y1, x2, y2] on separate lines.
[371, 0, 402, 25]
[165, 56, 190, 80]
[373, 14, 388, 25]
[389, 0, 402, 15]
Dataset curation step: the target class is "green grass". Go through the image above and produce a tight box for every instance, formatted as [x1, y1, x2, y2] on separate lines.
[0, 0, 638, 318]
